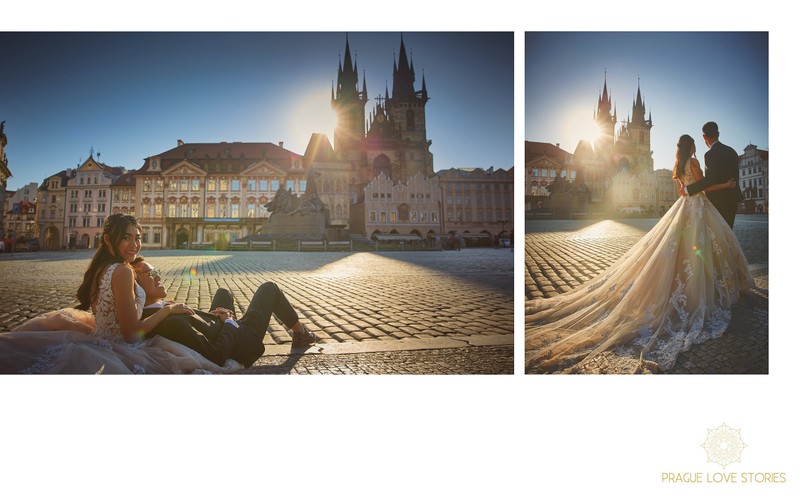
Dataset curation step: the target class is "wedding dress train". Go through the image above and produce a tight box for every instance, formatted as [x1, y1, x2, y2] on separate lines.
[525, 163, 755, 373]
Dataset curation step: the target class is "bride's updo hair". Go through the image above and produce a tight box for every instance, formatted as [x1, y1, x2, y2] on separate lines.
[672, 134, 695, 180]
[76, 214, 141, 310]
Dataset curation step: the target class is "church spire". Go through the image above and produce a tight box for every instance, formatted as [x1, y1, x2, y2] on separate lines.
[392, 33, 416, 100]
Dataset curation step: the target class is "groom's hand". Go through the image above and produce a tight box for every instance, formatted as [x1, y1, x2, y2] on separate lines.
[678, 186, 687, 197]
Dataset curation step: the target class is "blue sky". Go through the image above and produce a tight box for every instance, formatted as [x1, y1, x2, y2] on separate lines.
[526, 32, 768, 171]
[0, 32, 513, 191]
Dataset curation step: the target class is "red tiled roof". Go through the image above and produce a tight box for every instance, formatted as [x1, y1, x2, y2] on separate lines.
[111, 173, 136, 186]
[139, 142, 302, 175]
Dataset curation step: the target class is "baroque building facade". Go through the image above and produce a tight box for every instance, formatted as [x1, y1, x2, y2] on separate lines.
[739, 143, 768, 213]
[38, 169, 75, 250]
[133, 141, 307, 249]
[3, 182, 38, 242]
[64, 155, 126, 249]
[438, 167, 513, 241]
[350, 172, 441, 241]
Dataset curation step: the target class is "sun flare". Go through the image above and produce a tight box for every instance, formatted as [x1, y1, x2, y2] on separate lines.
[290, 87, 338, 146]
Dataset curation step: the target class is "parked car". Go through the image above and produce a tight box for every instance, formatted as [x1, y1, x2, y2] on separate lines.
[14, 239, 40, 252]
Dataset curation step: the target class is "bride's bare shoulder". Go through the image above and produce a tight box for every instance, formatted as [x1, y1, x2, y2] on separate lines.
[688, 158, 703, 178]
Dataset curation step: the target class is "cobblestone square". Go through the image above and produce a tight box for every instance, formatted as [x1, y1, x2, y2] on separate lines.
[0, 248, 514, 374]
[525, 215, 768, 374]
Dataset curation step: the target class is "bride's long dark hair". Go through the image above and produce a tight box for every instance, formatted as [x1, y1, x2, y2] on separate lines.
[76, 214, 141, 310]
[672, 134, 695, 180]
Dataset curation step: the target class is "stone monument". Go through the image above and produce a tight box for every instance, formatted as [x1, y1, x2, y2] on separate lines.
[257, 169, 329, 240]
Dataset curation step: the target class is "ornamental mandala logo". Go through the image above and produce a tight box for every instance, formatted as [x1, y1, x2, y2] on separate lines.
[701, 422, 747, 469]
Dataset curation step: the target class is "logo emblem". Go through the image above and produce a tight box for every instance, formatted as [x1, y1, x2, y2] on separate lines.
[701, 422, 747, 469]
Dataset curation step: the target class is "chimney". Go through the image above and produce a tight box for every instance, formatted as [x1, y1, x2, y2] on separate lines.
[556, 143, 560, 149]
[177, 139, 184, 146]
[279, 141, 284, 148]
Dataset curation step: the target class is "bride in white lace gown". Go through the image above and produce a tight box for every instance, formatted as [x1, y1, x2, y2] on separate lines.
[526, 134, 755, 373]
[0, 214, 241, 374]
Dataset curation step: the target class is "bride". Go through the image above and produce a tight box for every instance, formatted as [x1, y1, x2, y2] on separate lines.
[0, 214, 241, 374]
[526, 134, 755, 373]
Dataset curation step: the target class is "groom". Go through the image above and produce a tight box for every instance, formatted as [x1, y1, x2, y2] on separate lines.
[682, 121, 741, 228]
[131, 257, 317, 367]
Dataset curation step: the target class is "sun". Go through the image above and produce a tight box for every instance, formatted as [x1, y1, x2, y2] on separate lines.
[563, 105, 604, 150]
[289, 86, 338, 146]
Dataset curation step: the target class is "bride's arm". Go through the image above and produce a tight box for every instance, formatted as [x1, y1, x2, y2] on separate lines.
[688, 159, 735, 193]
[111, 265, 192, 343]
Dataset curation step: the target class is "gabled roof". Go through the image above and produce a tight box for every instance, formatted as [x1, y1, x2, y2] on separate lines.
[303, 134, 336, 165]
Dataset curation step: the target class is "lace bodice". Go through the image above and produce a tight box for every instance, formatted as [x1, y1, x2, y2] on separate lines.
[681, 158, 698, 187]
[93, 263, 145, 342]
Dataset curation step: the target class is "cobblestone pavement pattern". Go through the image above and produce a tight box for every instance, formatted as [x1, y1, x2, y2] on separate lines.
[0, 249, 513, 374]
[525, 215, 768, 374]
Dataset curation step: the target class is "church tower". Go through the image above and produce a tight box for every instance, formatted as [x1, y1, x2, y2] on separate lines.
[593, 73, 617, 164]
[615, 79, 654, 173]
[331, 34, 368, 152]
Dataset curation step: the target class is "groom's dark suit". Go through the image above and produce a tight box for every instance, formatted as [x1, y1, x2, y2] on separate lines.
[141, 306, 265, 367]
[141, 282, 299, 367]
[685, 140, 741, 228]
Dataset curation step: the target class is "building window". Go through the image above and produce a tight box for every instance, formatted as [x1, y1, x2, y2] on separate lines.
[248, 179, 256, 192]
[271, 180, 279, 191]
[84, 203, 92, 213]
[191, 204, 199, 218]
[192, 179, 200, 192]
[247, 204, 255, 217]
[300, 180, 307, 192]
[390, 211, 397, 222]
[180, 179, 189, 191]
[98, 203, 106, 213]
[260, 179, 268, 192]
[144, 180, 151, 192]
[156, 179, 164, 191]
[207, 179, 216, 192]
[286, 180, 295, 192]
[420, 212, 428, 222]
[155, 204, 162, 218]
[231, 204, 239, 218]
[231, 179, 240, 191]
[142, 229, 149, 244]
[379, 211, 387, 222]
[180, 204, 188, 218]
[82, 217, 90, 227]
[369, 211, 377, 222]
[169, 179, 177, 191]
[168, 204, 176, 217]
[154, 230, 161, 243]
[410, 211, 417, 222]
[220, 179, 228, 191]
[207, 205, 215, 218]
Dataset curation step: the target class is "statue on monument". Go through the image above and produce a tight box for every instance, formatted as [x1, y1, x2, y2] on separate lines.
[264, 169, 328, 218]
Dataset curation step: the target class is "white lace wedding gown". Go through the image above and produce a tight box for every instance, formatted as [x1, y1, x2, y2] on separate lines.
[526, 161, 755, 373]
[0, 263, 242, 374]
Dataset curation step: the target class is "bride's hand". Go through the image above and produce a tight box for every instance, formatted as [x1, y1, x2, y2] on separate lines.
[167, 303, 194, 315]
[724, 178, 736, 189]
